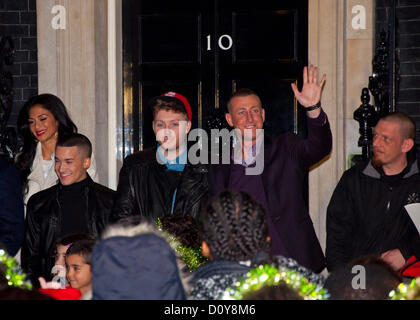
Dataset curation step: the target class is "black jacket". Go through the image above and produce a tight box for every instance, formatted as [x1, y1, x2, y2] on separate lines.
[110, 147, 208, 222]
[326, 153, 420, 272]
[21, 176, 116, 285]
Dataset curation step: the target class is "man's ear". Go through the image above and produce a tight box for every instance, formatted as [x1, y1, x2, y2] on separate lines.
[402, 138, 414, 153]
[83, 157, 91, 170]
[186, 120, 192, 134]
[225, 113, 233, 127]
[201, 241, 211, 258]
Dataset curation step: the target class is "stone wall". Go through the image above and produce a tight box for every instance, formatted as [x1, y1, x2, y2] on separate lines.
[308, 0, 374, 253]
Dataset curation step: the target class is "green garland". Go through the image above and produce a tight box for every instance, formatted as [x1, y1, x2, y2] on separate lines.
[156, 218, 208, 272]
[389, 278, 420, 300]
[0, 249, 33, 290]
[222, 264, 329, 300]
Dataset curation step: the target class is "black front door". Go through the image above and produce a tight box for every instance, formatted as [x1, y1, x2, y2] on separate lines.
[122, 0, 308, 157]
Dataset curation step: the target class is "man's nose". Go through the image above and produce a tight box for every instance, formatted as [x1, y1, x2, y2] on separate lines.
[245, 111, 254, 123]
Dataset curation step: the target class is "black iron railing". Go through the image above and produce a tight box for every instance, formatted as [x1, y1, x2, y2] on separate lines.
[0, 36, 17, 160]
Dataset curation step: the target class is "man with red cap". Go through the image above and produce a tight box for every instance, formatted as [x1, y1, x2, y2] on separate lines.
[111, 92, 208, 222]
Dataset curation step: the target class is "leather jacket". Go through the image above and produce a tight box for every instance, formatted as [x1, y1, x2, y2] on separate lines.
[21, 175, 116, 285]
[111, 147, 208, 223]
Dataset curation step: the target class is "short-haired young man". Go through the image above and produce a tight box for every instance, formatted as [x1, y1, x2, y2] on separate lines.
[208, 65, 332, 273]
[21, 133, 116, 286]
[111, 92, 208, 222]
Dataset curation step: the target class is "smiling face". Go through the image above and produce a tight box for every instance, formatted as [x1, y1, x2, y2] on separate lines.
[28, 104, 59, 143]
[152, 109, 191, 153]
[55, 146, 90, 186]
[226, 94, 265, 142]
[66, 254, 91, 295]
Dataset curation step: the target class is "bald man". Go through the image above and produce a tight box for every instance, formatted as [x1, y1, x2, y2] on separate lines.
[326, 112, 420, 272]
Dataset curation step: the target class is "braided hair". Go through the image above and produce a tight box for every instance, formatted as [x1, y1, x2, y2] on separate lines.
[200, 191, 269, 262]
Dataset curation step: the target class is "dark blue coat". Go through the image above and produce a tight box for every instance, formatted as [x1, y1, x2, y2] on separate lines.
[208, 111, 332, 273]
[0, 159, 24, 256]
[91, 233, 186, 300]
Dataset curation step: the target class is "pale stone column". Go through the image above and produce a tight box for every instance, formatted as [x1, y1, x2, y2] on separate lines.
[308, 0, 374, 254]
[36, 0, 110, 186]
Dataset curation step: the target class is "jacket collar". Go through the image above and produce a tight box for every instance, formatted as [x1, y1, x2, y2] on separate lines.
[362, 149, 419, 179]
[192, 259, 250, 282]
[57, 174, 94, 191]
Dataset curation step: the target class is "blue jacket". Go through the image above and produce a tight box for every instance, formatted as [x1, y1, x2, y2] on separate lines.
[0, 159, 24, 256]
[91, 233, 186, 300]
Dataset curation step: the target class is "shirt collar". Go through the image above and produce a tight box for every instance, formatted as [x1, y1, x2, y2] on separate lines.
[232, 134, 264, 167]
[157, 145, 187, 171]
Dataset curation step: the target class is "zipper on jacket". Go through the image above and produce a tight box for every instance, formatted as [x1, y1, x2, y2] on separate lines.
[385, 186, 393, 213]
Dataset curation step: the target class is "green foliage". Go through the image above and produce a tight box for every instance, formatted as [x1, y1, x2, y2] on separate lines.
[223, 264, 329, 300]
[0, 249, 32, 290]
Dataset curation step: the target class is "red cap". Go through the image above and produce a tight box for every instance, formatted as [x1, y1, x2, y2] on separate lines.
[161, 91, 192, 121]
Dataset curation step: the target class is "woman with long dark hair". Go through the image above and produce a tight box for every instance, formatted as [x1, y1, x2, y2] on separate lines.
[15, 94, 97, 206]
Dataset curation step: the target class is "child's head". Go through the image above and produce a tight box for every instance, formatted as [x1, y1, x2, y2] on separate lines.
[160, 215, 203, 248]
[54, 233, 95, 266]
[199, 191, 269, 262]
[65, 240, 96, 295]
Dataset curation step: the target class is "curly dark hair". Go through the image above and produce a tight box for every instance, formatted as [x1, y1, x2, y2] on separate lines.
[199, 191, 269, 262]
[160, 215, 203, 248]
[15, 94, 78, 192]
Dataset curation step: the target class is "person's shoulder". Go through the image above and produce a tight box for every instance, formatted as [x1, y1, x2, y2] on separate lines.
[338, 159, 370, 183]
[346, 159, 369, 174]
[92, 182, 116, 195]
[26, 184, 58, 214]
[123, 148, 157, 167]
[268, 132, 296, 144]
[28, 184, 57, 203]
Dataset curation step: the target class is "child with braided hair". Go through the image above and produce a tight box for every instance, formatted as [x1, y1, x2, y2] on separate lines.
[190, 190, 270, 300]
